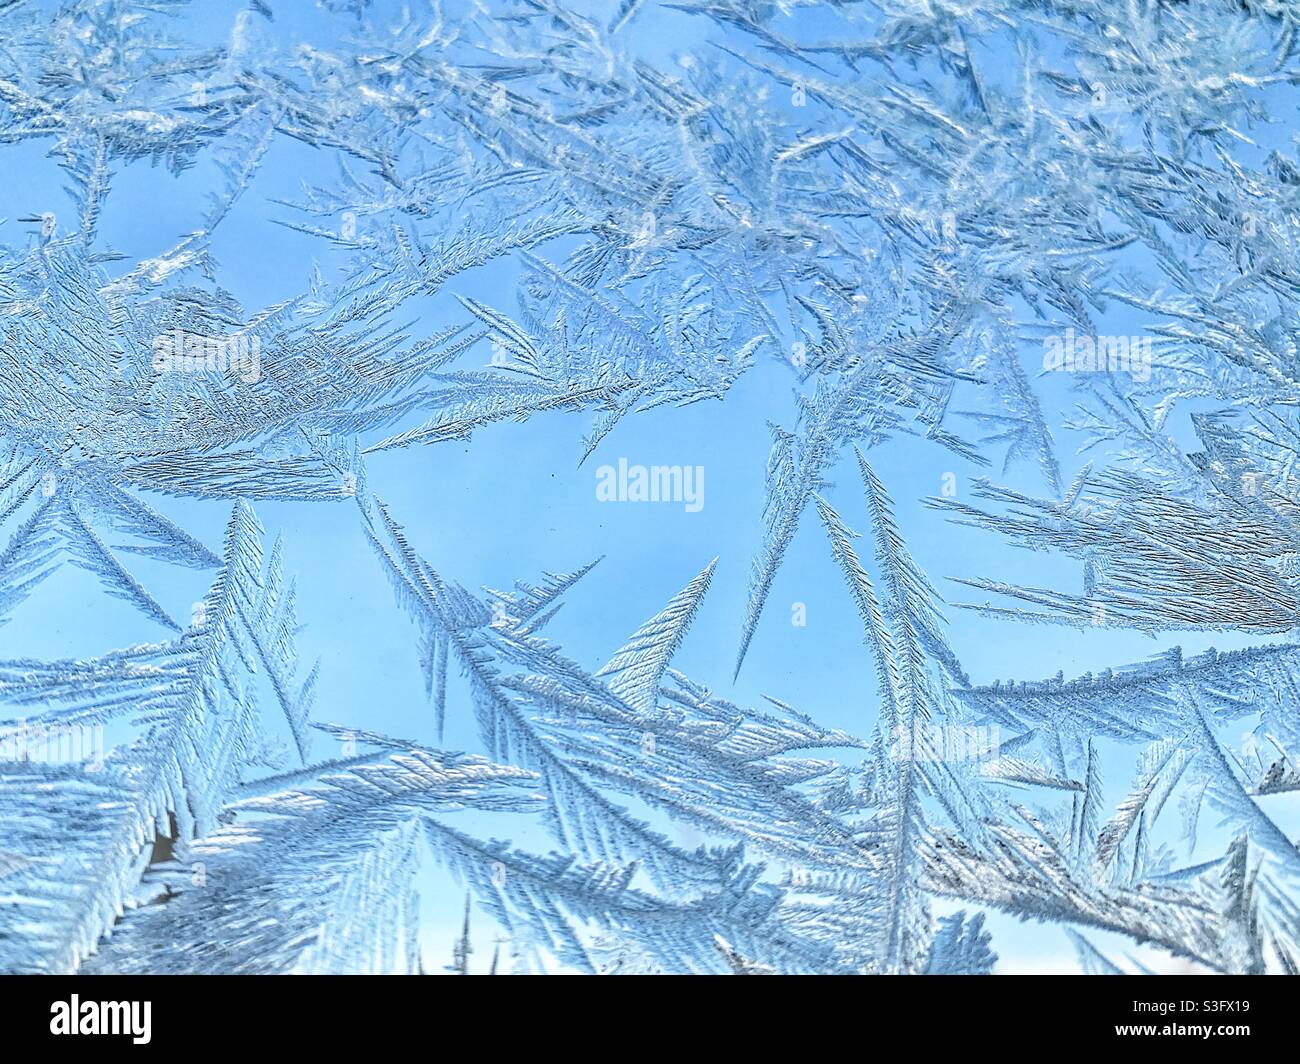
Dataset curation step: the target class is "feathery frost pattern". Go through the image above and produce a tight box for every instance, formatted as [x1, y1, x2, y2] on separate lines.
[1, 0, 1299, 976]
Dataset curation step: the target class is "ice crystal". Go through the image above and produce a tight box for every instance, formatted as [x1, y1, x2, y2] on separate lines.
[2, 0, 1300, 975]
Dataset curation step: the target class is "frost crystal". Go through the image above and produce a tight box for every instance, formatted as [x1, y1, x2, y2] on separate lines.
[2, 0, 1299, 976]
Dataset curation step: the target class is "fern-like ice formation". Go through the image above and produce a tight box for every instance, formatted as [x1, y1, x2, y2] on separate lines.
[2, 0, 1300, 975]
